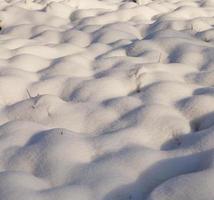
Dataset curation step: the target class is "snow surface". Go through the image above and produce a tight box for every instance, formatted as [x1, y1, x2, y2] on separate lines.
[0, 0, 214, 199]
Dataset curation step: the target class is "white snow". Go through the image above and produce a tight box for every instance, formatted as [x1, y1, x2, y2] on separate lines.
[0, 0, 214, 199]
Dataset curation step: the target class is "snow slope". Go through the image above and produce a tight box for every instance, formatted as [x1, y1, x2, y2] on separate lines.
[0, 0, 214, 199]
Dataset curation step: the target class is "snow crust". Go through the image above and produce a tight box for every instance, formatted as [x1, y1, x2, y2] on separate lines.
[0, 0, 214, 199]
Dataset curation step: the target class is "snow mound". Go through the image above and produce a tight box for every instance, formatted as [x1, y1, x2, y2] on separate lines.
[0, 0, 214, 199]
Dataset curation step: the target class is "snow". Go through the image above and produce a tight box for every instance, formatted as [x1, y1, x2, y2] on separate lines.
[0, 0, 214, 199]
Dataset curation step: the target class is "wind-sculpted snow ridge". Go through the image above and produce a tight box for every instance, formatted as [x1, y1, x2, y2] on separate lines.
[0, 0, 214, 199]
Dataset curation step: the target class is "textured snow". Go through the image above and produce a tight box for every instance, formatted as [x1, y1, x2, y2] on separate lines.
[0, 0, 214, 199]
